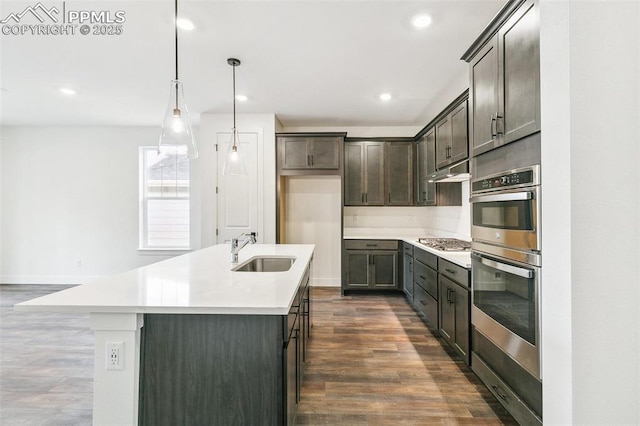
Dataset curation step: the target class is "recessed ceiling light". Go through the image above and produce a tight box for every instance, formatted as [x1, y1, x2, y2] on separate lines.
[379, 93, 392, 101]
[59, 87, 76, 96]
[236, 94, 248, 102]
[176, 17, 195, 31]
[411, 14, 432, 29]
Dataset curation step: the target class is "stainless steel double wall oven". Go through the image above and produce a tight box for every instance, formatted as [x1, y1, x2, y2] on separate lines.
[470, 165, 541, 380]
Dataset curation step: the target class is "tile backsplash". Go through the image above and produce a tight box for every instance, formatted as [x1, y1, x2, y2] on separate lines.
[343, 181, 470, 240]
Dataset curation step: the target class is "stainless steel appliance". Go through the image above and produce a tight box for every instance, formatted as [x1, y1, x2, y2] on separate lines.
[470, 164, 542, 380]
[470, 165, 540, 255]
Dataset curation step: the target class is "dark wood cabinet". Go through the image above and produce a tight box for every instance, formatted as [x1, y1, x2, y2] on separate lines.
[344, 141, 385, 206]
[416, 130, 437, 206]
[402, 243, 414, 302]
[385, 142, 414, 205]
[465, 0, 540, 156]
[412, 247, 439, 327]
[343, 240, 399, 291]
[345, 140, 413, 206]
[436, 100, 468, 169]
[280, 136, 341, 170]
[438, 259, 470, 365]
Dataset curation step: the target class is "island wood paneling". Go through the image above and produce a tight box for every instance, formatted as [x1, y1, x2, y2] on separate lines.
[139, 314, 284, 426]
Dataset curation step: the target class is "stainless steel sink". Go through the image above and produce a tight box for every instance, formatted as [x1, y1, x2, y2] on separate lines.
[232, 256, 296, 272]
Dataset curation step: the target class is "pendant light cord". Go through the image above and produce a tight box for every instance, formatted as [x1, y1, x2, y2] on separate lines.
[232, 63, 236, 130]
[174, 0, 179, 109]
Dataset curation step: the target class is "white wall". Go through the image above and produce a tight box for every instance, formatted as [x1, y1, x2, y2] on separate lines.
[540, 1, 640, 423]
[0, 127, 181, 284]
[284, 176, 341, 286]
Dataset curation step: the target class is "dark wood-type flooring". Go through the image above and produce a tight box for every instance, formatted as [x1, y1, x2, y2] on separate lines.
[0, 285, 515, 425]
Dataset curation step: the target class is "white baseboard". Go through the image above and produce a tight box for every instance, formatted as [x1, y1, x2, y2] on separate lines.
[310, 277, 341, 287]
[0, 275, 103, 285]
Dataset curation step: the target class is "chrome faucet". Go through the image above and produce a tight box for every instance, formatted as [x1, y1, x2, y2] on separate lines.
[231, 232, 257, 263]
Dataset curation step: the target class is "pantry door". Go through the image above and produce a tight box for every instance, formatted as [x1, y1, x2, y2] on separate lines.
[216, 130, 261, 244]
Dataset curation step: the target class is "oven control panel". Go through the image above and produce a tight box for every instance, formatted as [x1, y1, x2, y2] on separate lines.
[472, 167, 537, 192]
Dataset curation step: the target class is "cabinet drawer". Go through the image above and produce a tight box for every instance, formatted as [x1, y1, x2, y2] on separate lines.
[472, 353, 542, 426]
[403, 243, 414, 256]
[414, 284, 438, 328]
[414, 261, 438, 299]
[439, 259, 469, 287]
[414, 247, 437, 270]
[345, 240, 398, 250]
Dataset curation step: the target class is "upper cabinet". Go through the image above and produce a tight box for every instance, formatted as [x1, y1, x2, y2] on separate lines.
[344, 141, 385, 206]
[416, 130, 437, 206]
[435, 100, 469, 169]
[385, 142, 414, 206]
[277, 133, 345, 173]
[344, 140, 414, 206]
[463, 0, 540, 157]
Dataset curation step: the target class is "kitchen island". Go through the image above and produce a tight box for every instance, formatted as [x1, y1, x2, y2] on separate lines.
[16, 243, 315, 426]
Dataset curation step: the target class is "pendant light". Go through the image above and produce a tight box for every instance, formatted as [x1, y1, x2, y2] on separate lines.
[222, 58, 247, 176]
[158, 0, 198, 159]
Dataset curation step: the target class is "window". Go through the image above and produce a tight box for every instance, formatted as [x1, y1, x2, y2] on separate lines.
[139, 146, 190, 249]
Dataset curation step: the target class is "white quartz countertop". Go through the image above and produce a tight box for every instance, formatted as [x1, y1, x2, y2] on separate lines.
[15, 244, 315, 316]
[343, 231, 471, 269]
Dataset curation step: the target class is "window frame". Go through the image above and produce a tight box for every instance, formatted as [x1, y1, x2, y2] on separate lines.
[138, 146, 192, 252]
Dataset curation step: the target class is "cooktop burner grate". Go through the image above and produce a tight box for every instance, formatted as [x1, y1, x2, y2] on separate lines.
[417, 238, 471, 252]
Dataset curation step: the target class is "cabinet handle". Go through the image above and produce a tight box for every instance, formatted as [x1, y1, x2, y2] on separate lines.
[445, 268, 456, 275]
[491, 385, 508, 400]
[366, 244, 378, 248]
[307, 155, 311, 166]
[310, 155, 314, 166]
[420, 299, 427, 306]
[388, 193, 391, 203]
[419, 275, 426, 280]
[496, 114, 503, 135]
[490, 113, 497, 138]
[361, 193, 365, 203]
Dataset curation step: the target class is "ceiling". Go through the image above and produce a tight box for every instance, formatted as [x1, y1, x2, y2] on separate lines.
[0, 1, 505, 128]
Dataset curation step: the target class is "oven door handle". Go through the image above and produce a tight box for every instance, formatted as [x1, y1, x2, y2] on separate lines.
[472, 254, 534, 279]
[469, 192, 533, 204]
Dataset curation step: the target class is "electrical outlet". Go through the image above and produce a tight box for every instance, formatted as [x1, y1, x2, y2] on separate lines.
[105, 342, 124, 370]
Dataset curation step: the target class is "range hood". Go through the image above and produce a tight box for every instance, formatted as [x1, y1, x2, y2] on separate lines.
[427, 160, 470, 182]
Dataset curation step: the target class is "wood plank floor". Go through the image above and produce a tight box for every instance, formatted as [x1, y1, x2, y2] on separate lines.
[296, 288, 516, 425]
[1, 285, 516, 425]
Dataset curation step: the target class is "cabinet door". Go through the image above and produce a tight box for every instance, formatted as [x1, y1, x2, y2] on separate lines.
[500, 0, 540, 144]
[282, 138, 310, 169]
[424, 129, 437, 206]
[438, 279, 454, 342]
[345, 251, 369, 288]
[470, 36, 500, 156]
[449, 101, 469, 164]
[285, 324, 298, 426]
[416, 137, 427, 205]
[435, 116, 452, 169]
[453, 283, 470, 363]
[371, 251, 397, 289]
[385, 142, 413, 205]
[344, 143, 365, 205]
[363, 142, 385, 205]
[309, 138, 340, 169]
[403, 254, 414, 299]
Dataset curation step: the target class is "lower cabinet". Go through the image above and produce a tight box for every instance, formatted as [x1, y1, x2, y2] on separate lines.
[402, 243, 414, 302]
[344, 240, 399, 291]
[438, 260, 471, 365]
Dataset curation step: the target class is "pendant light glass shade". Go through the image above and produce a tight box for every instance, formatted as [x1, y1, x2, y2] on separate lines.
[222, 127, 247, 175]
[222, 58, 247, 176]
[159, 79, 198, 159]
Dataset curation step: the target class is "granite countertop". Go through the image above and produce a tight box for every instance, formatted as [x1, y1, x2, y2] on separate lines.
[343, 229, 471, 268]
[16, 244, 315, 316]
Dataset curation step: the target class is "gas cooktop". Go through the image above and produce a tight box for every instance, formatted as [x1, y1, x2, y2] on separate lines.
[417, 238, 471, 252]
